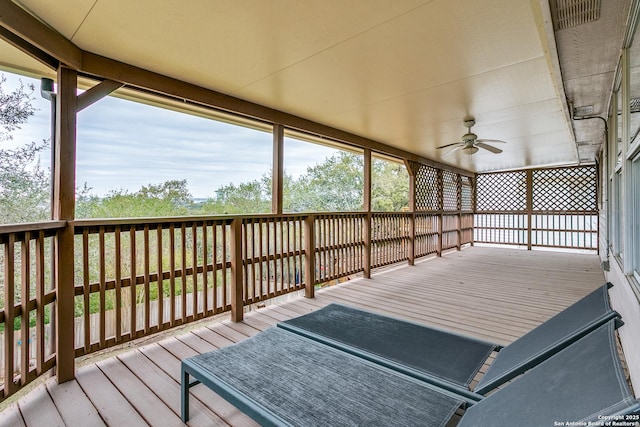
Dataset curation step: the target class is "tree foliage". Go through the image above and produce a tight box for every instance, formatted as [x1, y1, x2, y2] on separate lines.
[0, 75, 50, 224]
[77, 179, 194, 218]
[200, 175, 271, 214]
[76, 151, 409, 218]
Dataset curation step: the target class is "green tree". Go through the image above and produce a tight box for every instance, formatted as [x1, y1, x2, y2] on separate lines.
[76, 179, 194, 218]
[200, 176, 271, 214]
[286, 151, 364, 212]
[0, 75, 50, 224]
[371, 158, 409, 211]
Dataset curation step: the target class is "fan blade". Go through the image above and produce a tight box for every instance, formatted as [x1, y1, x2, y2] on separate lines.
[436, 142, 463, 149]
[476, 139, 506, 144]
[476, 142, 503, 154]
[441, 145, 463, 156]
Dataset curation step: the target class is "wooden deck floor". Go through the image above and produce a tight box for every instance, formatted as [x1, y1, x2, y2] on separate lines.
[0, 246, 606, 426]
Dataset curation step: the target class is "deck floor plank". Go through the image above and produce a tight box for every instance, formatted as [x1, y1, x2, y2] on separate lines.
[75, 364, 149, 426]
[2, 247, 607, 426]
[0, 403, 25, 427]
[143, 339, 257, 426]
[117, 350, 224, 427]
[17, 384, 65, 427]
[45, 379, 105, 427]
[96, 358, 183, 426]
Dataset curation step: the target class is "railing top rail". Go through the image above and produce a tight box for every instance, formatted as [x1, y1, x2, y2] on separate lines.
[0, 220, 66, 235]
[476, 210, 598, 214]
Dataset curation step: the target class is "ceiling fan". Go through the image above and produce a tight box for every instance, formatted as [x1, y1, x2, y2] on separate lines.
[437, 118, 506, 155]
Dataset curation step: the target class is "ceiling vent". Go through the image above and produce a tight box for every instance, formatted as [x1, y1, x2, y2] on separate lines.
[576, 140, 593, 146]
[631, 98, 640, 113]
[551, 0, 601, 31]
[573, 104, 594, 116]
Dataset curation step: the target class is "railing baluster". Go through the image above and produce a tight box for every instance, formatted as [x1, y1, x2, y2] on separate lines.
[35, 231, 45, 374]
[99, 227, 106, 347]
[129, 227, 137, 339]
[4, 234, 15, 397]
[143, 225, 150, 333]
[20, 232, 30, 385]
[258, 219, 265, 299]
[222, 223, 227, 309]
[115, 226, 122, 341]
[169, 224, 176, 326]
[82, 229, 90, 351]
[181, 224, 187, 322]
[212, 223, 218, 313]
[202, 223, 208, 316]
[157, 224, 163, 328]
[191, 223, 198, 320]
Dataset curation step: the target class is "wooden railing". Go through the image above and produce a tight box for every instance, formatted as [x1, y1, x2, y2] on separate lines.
[474, 166, 598, 251]
[0, 210, 473, 401]
[474, 211, 598, 250]
[0, 222, 64, 399]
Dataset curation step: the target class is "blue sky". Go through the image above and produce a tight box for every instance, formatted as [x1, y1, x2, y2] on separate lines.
[3, 71, 338, 198]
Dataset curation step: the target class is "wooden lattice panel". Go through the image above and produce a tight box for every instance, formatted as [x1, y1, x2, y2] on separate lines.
[476, 171, 526, 211]
[532, 166, 597, 211]
[461, 176, 473, 211]
[414, 164, 439, 211]
[442, 170, 458, 211]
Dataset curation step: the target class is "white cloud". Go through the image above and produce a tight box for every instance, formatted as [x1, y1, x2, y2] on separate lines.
[3, 71, 341, 199]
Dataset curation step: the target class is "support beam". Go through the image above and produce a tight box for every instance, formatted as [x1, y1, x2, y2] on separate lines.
[53, 66, 77, 383]
[363, 149, 372, 212]
[0, 0, 82, 69]
[272, 124, 284, 215]
[76, 80, 124, 112]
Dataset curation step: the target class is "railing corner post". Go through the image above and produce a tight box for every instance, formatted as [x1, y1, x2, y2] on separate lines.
[408, 212, 416, 265]
[364, 213, 372, 278]
[230, 218, 244, 322]
[303, 215, 316, 298]
[55, 224, 75, 383]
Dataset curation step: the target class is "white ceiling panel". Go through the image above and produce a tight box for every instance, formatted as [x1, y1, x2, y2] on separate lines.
[5, 0, 628, 172]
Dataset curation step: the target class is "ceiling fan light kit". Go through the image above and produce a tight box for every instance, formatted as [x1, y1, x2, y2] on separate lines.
[437, 117, 506, 155]
[462, 146, 479, 154]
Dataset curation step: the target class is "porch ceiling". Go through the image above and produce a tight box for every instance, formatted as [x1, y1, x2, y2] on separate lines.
[1, 0, 631, 172]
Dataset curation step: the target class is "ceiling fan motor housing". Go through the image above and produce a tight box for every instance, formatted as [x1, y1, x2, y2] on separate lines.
[463, 118, 476, 128]
[462, 132, 477, 143]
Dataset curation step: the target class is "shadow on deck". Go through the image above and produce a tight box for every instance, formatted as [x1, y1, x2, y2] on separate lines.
[0, 246, 607, 426]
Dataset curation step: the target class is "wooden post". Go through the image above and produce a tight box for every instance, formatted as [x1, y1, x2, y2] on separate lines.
[437, 170, 444, 256]
[407, 160, 417, 266]
[526, 169, 533, 250]
[230, 218, 244, 322]
[471, 175, 477, 246]
[364, 150, 372, 277]
[304, 215, 315, 298]
[54, 66, 77, 383]
[272, 124, 284, 215]
[456, 174, 462, 251]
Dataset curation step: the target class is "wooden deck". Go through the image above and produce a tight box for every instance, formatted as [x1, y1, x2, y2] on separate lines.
[0, 246, 606, 427]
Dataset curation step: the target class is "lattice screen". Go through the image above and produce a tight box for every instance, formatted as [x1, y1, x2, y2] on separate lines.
[532, 166, 597, 211]
[476, 171, 526, 211]
[414, 164, 439, 211]
[460, 176, 473, 211]
[442, 170, 458, 211]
